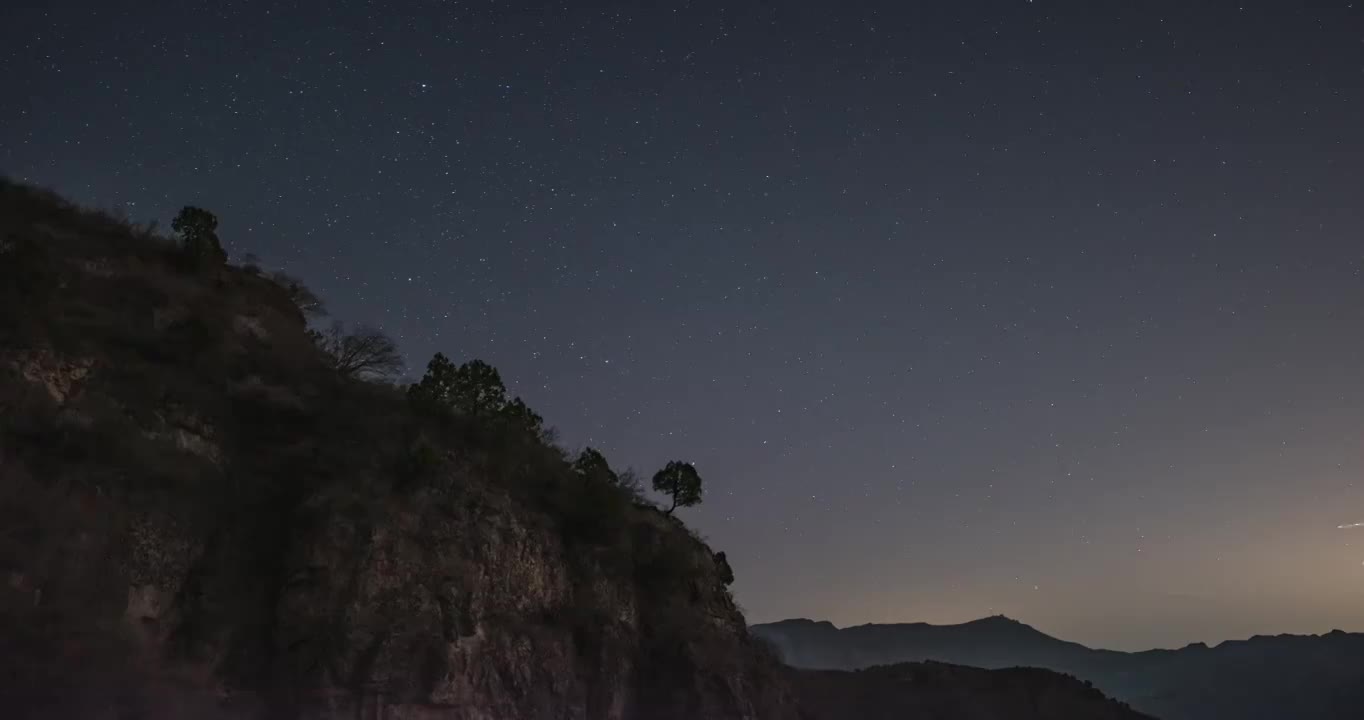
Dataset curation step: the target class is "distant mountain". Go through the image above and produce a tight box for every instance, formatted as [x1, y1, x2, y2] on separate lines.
[752, 617, 1364, 720]
[797, 661, 1153, 720]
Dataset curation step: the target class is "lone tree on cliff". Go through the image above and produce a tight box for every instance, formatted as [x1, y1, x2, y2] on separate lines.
[652, 460, 703, 515]
[172, 206, 227, 267]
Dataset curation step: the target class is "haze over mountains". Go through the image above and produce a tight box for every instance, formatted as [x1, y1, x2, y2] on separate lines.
[752, 616, 1364, 720]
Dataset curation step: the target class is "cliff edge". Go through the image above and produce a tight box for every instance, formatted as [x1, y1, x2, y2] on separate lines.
[0, 179, 796, 719]
[0, 179, 1149, 720]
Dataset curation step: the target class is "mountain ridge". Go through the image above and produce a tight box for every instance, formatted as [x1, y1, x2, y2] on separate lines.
[759, 615, 1361, 652]
[753, 616, 1364, 720]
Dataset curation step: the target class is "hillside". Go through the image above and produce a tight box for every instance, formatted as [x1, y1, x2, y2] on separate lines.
[1, 178, 1144, 719]
[798, 662, 1153, 720]
[0, 179, 799, 719]
[753, 617, 1364, 720]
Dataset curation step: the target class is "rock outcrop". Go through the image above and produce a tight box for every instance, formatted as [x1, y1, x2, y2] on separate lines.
[0, 180, 796, 720]
[0, 179, 1149, 720]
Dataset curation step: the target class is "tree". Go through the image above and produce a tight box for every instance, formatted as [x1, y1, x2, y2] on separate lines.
[651, 460, 703, 515]
[500, 396, 545, 437]
[172, 206, 226, 267]
[408, 354, 544, 436]
[409, 356, 507, 416]
[408, 352, 460, 406]
[449, 359, 509, 417]
[573, 447, 618, 486]
[311, 321, 404, 380]
[713, 551, 735, 586]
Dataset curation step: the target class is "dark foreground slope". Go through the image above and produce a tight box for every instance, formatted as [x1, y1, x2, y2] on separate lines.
[0, 179, 1144, 720]
[754, 617, 1364, 720]
[798, 662, 1152, 720]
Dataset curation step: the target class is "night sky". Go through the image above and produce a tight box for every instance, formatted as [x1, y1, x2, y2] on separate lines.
[4, 0, 1363, 651]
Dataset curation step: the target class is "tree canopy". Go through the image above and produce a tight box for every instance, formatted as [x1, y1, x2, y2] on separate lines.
[171, 206, 226, 267]
[311, 321, 404, 380]
[409, 353, 544, 436]
[573, 447, 619, 486]
[652, 460, 703, 515]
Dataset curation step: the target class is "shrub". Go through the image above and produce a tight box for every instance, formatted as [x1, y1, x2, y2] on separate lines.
[172, 206, 227, 269]
[713, 551, 735, 587]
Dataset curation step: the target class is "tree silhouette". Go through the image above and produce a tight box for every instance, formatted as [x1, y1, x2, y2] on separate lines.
[171, 206, 226, 267]
[573, 447, 618, 486]
[408, 352, 460, 406]
[713, 551, 735, 586]
[311, 321, 404, 380]
[652, 460, 703, 515]
[408, 354, 544, 436]
[451, 359, 509, 416]
[500, 396, 545, 437]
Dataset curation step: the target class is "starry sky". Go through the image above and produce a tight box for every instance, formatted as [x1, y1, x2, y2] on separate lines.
[4, 0, 1363, 651]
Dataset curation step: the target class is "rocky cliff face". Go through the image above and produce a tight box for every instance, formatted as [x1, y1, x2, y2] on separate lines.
[0, 179, 1150, 720]
[0, 180, 796, 720]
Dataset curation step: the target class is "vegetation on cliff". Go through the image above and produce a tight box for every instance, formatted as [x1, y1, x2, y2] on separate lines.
[0, 179, 1151, 720]
[0, 179, 787, 719]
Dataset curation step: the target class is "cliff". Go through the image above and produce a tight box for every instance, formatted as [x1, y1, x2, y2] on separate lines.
[0, 179, 796, 719]
[0, 179, 1148, 720]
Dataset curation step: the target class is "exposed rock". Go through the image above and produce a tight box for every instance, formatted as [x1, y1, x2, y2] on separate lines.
[0, 178, 1142, 720]
[10, 348, 94, 404]
[0, 179, 799, 720]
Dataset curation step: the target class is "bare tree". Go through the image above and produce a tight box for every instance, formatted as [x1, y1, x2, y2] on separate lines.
[313, 321, 404, 380]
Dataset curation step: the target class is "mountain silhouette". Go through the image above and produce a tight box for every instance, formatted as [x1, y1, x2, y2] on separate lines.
[797, 661, 1153, 720]
[753, 617, 1364, 720]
